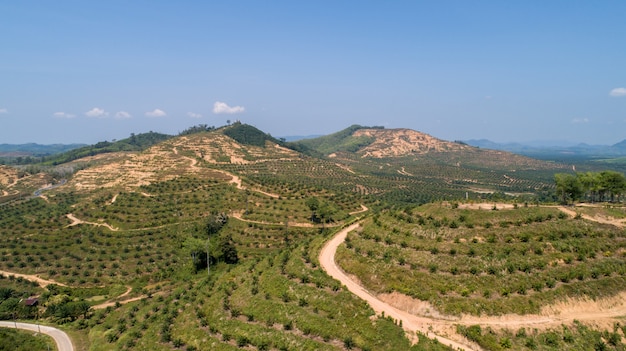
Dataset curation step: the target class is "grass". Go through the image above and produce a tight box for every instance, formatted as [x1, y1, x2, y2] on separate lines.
[0, 327, 56, 351]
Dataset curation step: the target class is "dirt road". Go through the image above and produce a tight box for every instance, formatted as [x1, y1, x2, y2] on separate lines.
[66, 213, 118, 231]
[0, 269, 66, 288]
[0, 321, 74, 351]
[320, 223, 626, 351]
[319, 223, 479, 351]
[557, 206, 625, 228]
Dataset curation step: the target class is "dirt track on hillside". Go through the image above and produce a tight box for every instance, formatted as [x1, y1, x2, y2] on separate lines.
[319, 224, 480, 351]
[319, 223, 626, 351]
[66, 213, 118, 231]
[557, 206, 625, 228]
[0, 269, 149, 310]
[0, 269, 67, 288]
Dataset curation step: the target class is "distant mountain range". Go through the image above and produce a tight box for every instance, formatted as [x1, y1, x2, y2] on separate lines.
[0, 143, 86, 157]
[2, 130, 625, 162]
[462, 139, 626, 159]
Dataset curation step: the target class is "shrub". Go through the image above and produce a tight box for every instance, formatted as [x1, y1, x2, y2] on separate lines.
[343, 336, 355, 349]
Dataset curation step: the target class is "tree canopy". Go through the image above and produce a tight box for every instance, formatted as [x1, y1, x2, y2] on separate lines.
[186, 212, 238, 273]
[555, 171, 626, 204]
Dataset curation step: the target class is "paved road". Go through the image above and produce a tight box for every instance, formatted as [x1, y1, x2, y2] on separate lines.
[0, 321, 73, 351]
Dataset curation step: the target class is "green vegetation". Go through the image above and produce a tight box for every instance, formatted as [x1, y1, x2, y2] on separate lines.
[40, 131, 171, 166]
[1, 124, 625, 351]
[222, 122, 281, 148]
[0, 275, 43, 320]
[555, 170, 626, 204]
[293, 124, 379, 155]
[0, 328, 56, 351]
[458, 322, 626, 351]
[178, 124, 216, 136]
[337, 203, 626, 316]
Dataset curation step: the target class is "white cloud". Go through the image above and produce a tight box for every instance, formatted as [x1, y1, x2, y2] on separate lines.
[85, 107, 108, 118]
[145, 108, 167, 117]
[609, 87, 626, 97]
[115, 111, 132, 119]
[53, 112, 76, 118]
[0, 108, 8, 114]
[213, 101, 245, 114]
[571, 117, 589, 124]
[187, 112, 202, 118]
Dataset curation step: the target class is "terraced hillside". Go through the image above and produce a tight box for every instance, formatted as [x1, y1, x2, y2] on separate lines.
[296, 125, 568, 204]
[334, 202, 626, 350]
[1, 123, 624, 351]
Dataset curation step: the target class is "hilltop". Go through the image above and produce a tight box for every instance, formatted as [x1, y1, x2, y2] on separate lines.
[1, 123, 569, 206]
[294, 125, 469, 158]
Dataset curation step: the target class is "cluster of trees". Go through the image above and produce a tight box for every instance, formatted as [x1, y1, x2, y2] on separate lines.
[305, 197, 338, 226]
[178, 124, 216, 135]
[0, 286, 90, 322]
[45, 299, 90, 323]
[0, 287, 36, 320]
[39, 131, 171, 166]
[185, 212, 239, 274]
[223, 123, 280, 148]
[555, 170, 626, 204]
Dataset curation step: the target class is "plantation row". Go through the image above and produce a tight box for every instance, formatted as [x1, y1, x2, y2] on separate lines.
[457, 322, 626, 351]
[0, 192, 192, 286]
[86, 238, 450, 351]
[337, 204, 626, 316]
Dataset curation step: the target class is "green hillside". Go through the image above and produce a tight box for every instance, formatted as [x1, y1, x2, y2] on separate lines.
[1, 124, 625, 351]
[293, 124, 380, 155]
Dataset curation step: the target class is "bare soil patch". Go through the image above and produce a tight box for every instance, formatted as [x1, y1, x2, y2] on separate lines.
[0, 269, 67, 288]
[557, 205, 625, 228]
[457, 202, 516, 210]
[66, 213, 118, 231]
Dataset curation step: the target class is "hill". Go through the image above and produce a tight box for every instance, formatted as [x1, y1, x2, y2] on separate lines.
[1, 124, 570, 206]
[1, 123, 625, 351]
[290, 124, 476, 158]
[613, 139, 626, 150]
[293, 125, 568, 203]
[0, 144, 86, 165]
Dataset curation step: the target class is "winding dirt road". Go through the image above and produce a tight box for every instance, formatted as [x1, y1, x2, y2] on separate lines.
[0, 321, 74, 351]
[320, 223, 626, 351]
[319, 223, 479, 351]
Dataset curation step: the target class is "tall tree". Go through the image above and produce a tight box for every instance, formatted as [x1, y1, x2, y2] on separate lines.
[554, 173, 582, 204]
[599, 171, 626, 202]
[577, 172, 600, 202]
[305, 197, 320, 222]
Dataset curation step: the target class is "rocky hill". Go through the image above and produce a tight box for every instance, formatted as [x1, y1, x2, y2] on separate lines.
[351, 127, 470, 157]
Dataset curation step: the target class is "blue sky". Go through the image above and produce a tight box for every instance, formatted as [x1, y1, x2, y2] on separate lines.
[1, 1, 625, 144]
